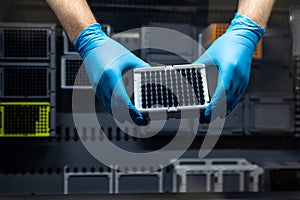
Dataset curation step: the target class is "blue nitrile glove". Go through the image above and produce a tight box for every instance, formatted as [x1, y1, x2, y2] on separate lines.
[74, 23, 150, 125]
[194, 13, 265, 122]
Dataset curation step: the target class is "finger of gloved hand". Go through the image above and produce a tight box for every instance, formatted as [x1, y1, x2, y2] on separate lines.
[202, 74, 227, 123]
[110, 75, 148, 126]
[95, 67, 143, 125]
[195, 51, 217, 124]
[222, 75, 239, 116]
[229, 83, 247, 115]
[128, 104, 149, 126]
[95, 81, 112, 114]
[228, 74, 248, 113]
[100, 39, 151, 72]
[126, 55, 151, 69]
[227, 96, 241, 116]
[193, 51, 215, 66]
[83, 37, 150, 84]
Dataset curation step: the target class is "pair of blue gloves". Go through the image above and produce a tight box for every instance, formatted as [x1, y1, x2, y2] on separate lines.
[74, 13, 265, 125]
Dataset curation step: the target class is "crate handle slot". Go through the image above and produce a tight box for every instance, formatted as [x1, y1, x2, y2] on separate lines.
[0, 30, 3, 58]
[48, 70, 51, 92]
[0, 106, 3, 135]
[0, 70, 3, 96]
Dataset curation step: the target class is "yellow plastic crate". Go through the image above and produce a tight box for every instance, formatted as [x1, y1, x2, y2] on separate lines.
[0, 102, 50, 137]
[202, 23, 262, 59]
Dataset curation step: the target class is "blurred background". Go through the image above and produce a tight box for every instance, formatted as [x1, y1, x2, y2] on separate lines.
[0, 0, 300, 198]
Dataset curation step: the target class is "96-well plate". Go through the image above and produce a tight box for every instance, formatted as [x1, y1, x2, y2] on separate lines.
[134, 64, 210, 117]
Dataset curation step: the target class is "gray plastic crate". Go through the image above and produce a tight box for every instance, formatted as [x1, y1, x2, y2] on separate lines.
[61, 55, 91, 89]
[141, 25, 199, 65]
[0, 23, 56, 60]
[245, 96, 294, 133]
[63, 24, 111, 55]
[0, 62, 53, 98]
[290, 7, 300, 58]
[111, 31, 140, 51]
[134, 64, 209, 118]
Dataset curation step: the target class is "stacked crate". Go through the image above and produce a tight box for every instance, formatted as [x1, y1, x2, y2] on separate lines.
[201, 23, 263, 59]
[0, 23, 56, 137]
[61, 25, 111, 89]
[290, 7, 300, 135]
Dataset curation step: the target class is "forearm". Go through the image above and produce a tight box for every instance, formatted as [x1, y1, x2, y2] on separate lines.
[46, 0, 96, 42]
[238, 0, 276, 29]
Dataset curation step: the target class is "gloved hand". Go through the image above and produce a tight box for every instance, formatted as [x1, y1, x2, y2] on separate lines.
[194, 13, 265, 122]
[74, 23, 150, 125]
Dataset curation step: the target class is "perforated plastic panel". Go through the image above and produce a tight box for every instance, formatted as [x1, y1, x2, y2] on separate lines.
[134, 64, 209, 116]
[1, 28, 50, 59]
[61, 56, 91, 89]
[250, 103, 294, 132]
[210, 23, 229, 42]
[0, 102, 50, 137]
[202, 23, 262, 59]
[0, 66, 49, 97]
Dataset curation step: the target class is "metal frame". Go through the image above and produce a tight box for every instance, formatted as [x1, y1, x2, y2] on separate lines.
[0, 23, 56, 60]
[114, 169, 163, 193]
[171, 158, 263, 193]
[63, 166, 113, 195]
[61, 55, 92, 89]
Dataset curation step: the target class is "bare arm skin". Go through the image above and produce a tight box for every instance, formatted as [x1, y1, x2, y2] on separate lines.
[46, 0, 96, 42]
[46, 0, 276, 42]
[238, 0, 276, 29]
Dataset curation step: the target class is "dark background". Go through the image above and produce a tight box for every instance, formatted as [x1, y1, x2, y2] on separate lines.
[0, 0, 300, 196]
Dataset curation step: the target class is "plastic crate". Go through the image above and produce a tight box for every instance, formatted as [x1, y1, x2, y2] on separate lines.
[247, 96, 294, 133]
[290, 7, 300, 58]
[63, 166, 113, 194]
[201, 23, 262, 59]
[141, 25, 198, 64]
[63, 24, 111, 54]
[61, 56, 91, 89]
[0, 102, 51, 137]
[112, 31, 140, 52]
[0, 63, 51, 98]
[134, 64, 209, 118]
[0, 23, 55, 60]
[172, 158, 263, 192]
[115, 169, 163, 193]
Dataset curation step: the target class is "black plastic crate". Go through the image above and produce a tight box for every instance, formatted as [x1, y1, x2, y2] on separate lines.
[0, 23, 55, 59]
[61, 56, 91, 89]
[0, 64, 50, 98]
[3, 28, 48, 58]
